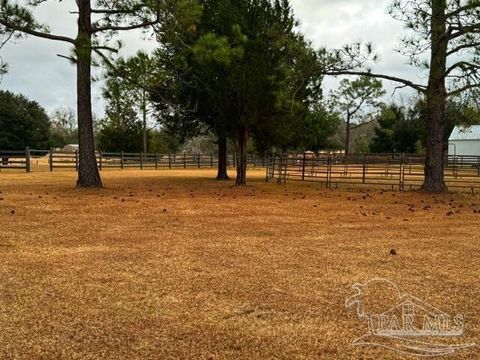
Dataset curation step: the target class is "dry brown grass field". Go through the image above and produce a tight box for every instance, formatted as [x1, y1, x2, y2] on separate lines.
[1, 169, 480, 359]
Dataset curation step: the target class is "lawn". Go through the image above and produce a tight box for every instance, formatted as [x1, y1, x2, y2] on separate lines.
[0, 169, 479, 359]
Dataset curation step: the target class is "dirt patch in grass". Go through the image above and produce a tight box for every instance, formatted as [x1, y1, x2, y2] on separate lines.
[0, 169, 479, 359]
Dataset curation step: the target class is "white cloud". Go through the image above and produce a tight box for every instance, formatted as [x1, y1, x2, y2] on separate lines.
[0, 0, 424, 117]
[290, 0, 423, 99]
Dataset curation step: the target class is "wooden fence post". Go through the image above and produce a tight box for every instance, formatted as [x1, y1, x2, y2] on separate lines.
[184, 152, 187, 168]
[399, 158, 404, 191]
[265, 156, 270, 182]
[301, 152, 306, 180]
[210, 154, 214, 168]
[271, 154, 276, 181]
[25, 147, 31, 173]
[327, 156, 332, 189]
[155, 153, 158, 170]
[266, 154, 275, 182]
[168, 153, 172, 169]
[75, 150, 79, 171]
[277, 154, 283, 185]
[197, 154, 201, 169]
[362, 155, 367, 184]
[120, 151, 124, 170]
[140, 152, 144, 170]
[49, 148, 53, 172]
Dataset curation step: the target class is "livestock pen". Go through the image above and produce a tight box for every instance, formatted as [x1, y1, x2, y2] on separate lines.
[267, 153, 480, 191]
[0, 149, 268, 173]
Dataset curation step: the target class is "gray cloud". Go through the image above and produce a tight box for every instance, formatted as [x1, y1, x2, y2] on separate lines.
[0, 0, 422, 117]
[290, 0, 422, 99]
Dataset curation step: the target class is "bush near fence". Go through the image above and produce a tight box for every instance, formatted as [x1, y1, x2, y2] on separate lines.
[266, 153, 480, 191]
[0, 148, 268, 173]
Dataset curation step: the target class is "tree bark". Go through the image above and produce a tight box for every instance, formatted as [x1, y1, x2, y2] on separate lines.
[345, 113, 351, 155]
[216, 134, 229, 180]
[76, 0, 102, 188]
[423, 0, 448, 192]
[235, 125, 248, 186]
[142, 89, 148, 153]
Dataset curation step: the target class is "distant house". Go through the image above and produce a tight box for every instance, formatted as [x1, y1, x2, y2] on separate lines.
[63, 144, 79, 152]
[448, 126, 480, 157]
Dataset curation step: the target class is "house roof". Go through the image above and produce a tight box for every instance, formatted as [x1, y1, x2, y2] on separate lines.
[449, 126, 480, 141]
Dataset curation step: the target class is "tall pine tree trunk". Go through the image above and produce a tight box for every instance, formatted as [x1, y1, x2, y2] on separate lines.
[345, 113, 351, 155]
[216, 134, 229, 180]
[423, 0, 447, 192]
[76, 0, 102, 188]
[142, 90, 148, 153]
[235, 125, 248, 186]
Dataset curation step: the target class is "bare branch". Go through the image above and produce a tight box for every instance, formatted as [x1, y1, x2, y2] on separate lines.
[446, 61, 480, 76]
[0, 18, 75, 44]
[91, 19, 158, 33]
[446, 1, 480, 19]
[56, 54, 76, 62]
[91, 9, 130, 14]
[448, 83, 480, 97]
[92, 48, 116, 69]
[392, 83, 409, 96]
[91, 45, 119, 53]
[324, 70, 427, 93]
[448, 23, 480, 40]
[447, 41, 480, 56]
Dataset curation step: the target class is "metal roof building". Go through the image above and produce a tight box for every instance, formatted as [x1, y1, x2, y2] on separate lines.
[448, 126, 480, 156]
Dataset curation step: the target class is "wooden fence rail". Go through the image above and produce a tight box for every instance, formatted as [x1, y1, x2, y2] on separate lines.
[0, 148, 268, 173]
[266, 153, 480, 192]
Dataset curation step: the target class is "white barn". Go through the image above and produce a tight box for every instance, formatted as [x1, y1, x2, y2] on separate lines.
[448, 126, 480, 157]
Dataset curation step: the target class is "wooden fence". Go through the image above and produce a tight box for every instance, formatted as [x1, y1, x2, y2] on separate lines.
[0, 148, 268, 173]
[266, 153, 480, 191]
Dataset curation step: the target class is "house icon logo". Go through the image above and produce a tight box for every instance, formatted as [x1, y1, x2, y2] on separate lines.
[346, 278, 476, 357]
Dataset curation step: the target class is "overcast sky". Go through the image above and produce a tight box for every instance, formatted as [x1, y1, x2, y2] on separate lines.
[0, 0, 422, 117]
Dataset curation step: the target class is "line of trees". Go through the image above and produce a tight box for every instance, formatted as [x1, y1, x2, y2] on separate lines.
[2, 0, 480, 191]
[0, 90, 51, 150]
[0, 87, 188, 153]
[370, 97, 480, 154]
[0, 90, 81, 150]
